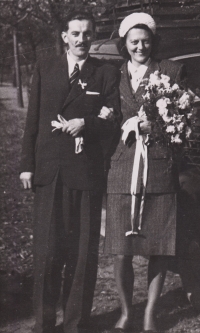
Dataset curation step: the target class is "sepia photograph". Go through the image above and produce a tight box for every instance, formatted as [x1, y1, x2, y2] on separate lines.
[1, 1, 200, 332]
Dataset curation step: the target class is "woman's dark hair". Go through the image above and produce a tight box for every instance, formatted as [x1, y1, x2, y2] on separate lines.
[62, 10, 96, 32]
[118, 23, 160, 60]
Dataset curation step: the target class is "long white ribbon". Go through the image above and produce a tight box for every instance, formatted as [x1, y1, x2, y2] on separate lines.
[122, 117, 149, 236]
[51, 114, 84, 154]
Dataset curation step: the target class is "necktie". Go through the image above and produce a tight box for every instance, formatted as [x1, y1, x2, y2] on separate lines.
[69, 63, 80, 86]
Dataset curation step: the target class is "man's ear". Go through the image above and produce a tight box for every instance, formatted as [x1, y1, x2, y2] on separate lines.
[61, 31, 68, 44]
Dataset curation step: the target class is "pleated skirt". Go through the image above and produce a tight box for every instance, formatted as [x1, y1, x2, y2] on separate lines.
[104, 193, 177, 256]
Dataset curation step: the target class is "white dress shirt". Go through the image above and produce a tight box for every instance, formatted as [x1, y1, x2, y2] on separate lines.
[67, 52, 87, 76]
[128, 58, 151, 92]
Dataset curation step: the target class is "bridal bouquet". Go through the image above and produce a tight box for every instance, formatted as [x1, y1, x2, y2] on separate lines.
[140, 70, 195, 148]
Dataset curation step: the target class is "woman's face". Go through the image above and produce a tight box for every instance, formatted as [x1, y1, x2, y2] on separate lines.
[125, 28, 152, 67]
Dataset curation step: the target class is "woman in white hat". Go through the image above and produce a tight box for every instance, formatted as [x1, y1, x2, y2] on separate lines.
[104, 12, 187, 332]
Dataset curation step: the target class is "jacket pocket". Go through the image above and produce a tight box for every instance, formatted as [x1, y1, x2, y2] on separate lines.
[84, 94, 100, 105]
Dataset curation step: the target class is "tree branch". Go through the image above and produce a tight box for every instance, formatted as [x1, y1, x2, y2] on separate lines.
[16, 12, 29, 24]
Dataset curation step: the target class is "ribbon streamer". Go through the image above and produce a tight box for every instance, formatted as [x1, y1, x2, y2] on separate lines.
[51, 114, 84, 154]
[122, 116, 149, 236]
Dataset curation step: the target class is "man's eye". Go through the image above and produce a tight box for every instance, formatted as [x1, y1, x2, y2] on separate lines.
[85, 32, 92, 38]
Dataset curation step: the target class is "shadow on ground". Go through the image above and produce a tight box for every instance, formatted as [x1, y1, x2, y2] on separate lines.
[0, 273, 33, 326]
[89, 287, 197, 333]
[0, 276, 196, 333]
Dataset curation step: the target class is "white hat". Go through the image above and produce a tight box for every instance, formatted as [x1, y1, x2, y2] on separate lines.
[119, 12, 156, 37]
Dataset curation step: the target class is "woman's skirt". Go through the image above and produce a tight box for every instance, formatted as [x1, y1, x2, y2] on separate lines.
[104, 193, 176, 256]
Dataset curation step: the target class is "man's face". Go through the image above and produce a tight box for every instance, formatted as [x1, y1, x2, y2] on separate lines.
[62, 19, 94, 61]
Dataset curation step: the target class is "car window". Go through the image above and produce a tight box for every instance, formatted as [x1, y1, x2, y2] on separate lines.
[173, 56, 200, 168]
[175, 56, 200, 95]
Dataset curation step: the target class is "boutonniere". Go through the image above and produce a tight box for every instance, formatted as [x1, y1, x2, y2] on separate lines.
[78, 79, 87, 90]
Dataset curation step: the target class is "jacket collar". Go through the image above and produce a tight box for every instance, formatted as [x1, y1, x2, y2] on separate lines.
[120, 61, 134, 107]
[120, 59, 160, 107]
[62, 56, 96, 109]
[135, 59, 160, 100]
[53, 53, 70, 106]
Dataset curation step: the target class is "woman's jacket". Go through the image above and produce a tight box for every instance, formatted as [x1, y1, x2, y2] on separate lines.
[107, 59, 187, 194]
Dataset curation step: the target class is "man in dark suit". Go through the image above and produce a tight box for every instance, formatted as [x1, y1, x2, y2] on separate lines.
[20, 10, 120, 333]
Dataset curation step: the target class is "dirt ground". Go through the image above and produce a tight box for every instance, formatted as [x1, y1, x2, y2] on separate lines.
[1, 84, 200, 333]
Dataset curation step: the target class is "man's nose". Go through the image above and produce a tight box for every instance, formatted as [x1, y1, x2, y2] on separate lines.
[78, 33, 86, 42]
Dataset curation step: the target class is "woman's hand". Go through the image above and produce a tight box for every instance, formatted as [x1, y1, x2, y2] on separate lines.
[20, 172, 34, 189]
[64, 118, 85, 137]
[139, 120, 152, 134]
[98, 106, 114, 120]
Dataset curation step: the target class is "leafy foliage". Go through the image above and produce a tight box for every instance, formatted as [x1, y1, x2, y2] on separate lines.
[0, 87, 34, 275]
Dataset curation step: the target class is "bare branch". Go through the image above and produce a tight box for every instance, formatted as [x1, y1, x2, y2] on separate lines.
[16, 12, 29, 24]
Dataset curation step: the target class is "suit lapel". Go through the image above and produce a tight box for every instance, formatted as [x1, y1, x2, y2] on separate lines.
[135, 59, 160, 102]
[62, 57, 96, 109]
[120, 62, 135, 108]
[57, 53, 70, 99]
[119, 59, 161, 116]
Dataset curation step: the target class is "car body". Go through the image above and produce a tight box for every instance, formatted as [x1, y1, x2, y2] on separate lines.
[170, 53, 200, 95]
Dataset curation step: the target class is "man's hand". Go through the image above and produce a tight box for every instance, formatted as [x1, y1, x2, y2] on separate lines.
[98, 106, 114, 120]
[20, 172, 34, 189]
[63, 118, 85, 137]
[139, 121, 152, 135]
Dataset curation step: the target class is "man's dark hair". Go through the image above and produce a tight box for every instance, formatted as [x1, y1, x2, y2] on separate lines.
[62, 10, 96, 32]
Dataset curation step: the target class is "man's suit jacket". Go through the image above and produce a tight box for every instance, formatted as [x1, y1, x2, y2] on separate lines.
[107, 58, 187, 194]
[20, 54, 121, 191]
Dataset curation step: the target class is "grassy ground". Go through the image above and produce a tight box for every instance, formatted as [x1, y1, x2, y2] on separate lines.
[1, 84, 200, 333]
[0, 85, 33, 276]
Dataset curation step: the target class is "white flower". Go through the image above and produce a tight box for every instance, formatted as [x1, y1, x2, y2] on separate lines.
[171, 83, 179, 91]
[162, 115, 172, 123]
[159, 107, 168, 117]
[141, 71, 193, 145]
[172, 114, 184, 123]
[171, 134, 182, 144]
[156, 97, 170, 109]
[160, 74, 170, 89]
[156, 98, 171, 117]
[158, 87, 165, 94]
[143, 91, 151, 100]
[165, 87, 172, 93]
[187, 113, 193, 119]
[149, 71, 161, 86]
[154, 70, 160, 76]
[186, 126, 192, 138]
[166, 125, 175, 133]
[78, 79, 87, 89]
[161, 74, 170, 83]
[177, 122, 185, 132]
[179, 92, 190, 109]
